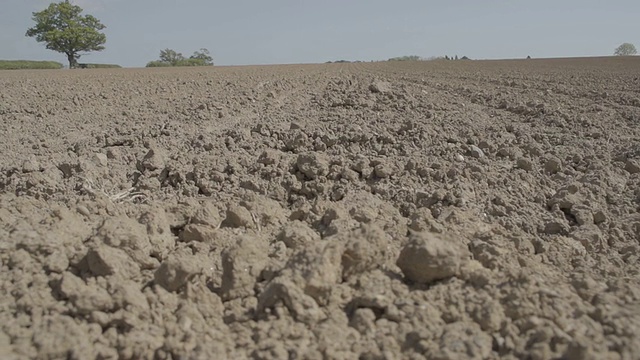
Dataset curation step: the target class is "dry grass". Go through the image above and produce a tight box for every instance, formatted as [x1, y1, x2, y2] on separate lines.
[79, 177, 147, 204]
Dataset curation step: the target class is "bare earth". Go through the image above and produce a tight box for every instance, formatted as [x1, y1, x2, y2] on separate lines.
[1, 57, 639, 360]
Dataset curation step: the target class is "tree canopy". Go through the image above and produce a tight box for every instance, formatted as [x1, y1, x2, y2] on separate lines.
[159, 49, 184, 65]
[26, 1, 107, 68]
[147, 48, 214, 67]
[614, 43, 637, 56]
[190, 48, 214, 65]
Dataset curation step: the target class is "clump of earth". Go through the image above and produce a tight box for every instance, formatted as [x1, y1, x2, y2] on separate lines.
[1, 57, 639, 359]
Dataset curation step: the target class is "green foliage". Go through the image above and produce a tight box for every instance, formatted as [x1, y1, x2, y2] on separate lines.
[0, 60, 63, 70]
[145, 60, 173, 68]
[388, 55, 422, 62]
[159, 49, 185, 65]
[175, 58, 210, 66]
[614, 43, 637, 56]
[190, 48, 214, 65]
[147, 48, 214, 67]
[26, 1, 107, 68]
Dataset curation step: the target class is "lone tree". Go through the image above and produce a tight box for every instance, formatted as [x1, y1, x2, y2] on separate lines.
[26, 1, 107, 68]
[614, 43, 637, 56]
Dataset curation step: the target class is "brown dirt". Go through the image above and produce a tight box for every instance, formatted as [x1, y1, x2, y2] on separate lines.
[1, 56, 640, 359]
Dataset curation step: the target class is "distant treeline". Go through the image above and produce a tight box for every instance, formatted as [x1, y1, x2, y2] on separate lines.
[325, 60, 365, 64]
[326, 55, 473, 64]
[77, 63, 122, 69]
[389, 55, 471, 61]
[0, 60, 122, 70]
[388, 55, 422, 61]
[146, 59, 212, 67]
[0, 60, 63, 70]
[146, 48, 214, 68]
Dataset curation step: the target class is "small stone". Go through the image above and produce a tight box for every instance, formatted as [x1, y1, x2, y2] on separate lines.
[192, 203, 222, 227]
[180, 224, 217, 243]
[374, 163, 393, 178]
[93, 217, 154, 268]
[396, 232, 469, 284]
[154, 255, 199, 292]
[478, 140, 491, 151]
[571, 226, 604, 252]
[257, 278, 326, 324]
[341, 168, 360, 182]
[572, 206, 594, 226]
[543, 221, 568, 235]
[92, 153, 108, 167]
[498, 146, 523, 160]
[296, 153, 329, 180]
[85, 246, 140, 278]
[352, 156, 370, 173]
[135, 176, 159, 192]
[140, 148, 165, 171]
[221, 205, 254, 228]
[106, 148, 121, 159]
[470, 145, 485, 158]
[624, 159, 640, 174]
[455, 154, 465, 162]
[290, 122, 302, 130]
[369, 80, 392, 94]
[593, 210, 607, 224]
[279, 221, 320, 250]
[544, 156, 562, 174]
[257, 149, 279, 166]
[76, 205, 91, 217]
[516, 157, 533, 171]
[22, 157, 40, 173]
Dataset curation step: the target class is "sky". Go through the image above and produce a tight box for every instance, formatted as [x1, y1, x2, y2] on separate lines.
[1, 0, 638, 67]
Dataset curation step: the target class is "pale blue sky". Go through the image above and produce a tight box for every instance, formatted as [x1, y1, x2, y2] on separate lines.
[1, 0, 638, 67]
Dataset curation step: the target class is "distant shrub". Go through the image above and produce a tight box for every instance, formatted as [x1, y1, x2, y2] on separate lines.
[388, 55, 422, 62]
[146, 48, 214, 67]
[78, 63, 121, 69]
[146, 61, 173, 67]
[326, 60, 361, 63]
[0, 60, 63, 70]
[146, 58, 209, 67]
[175, 58, 210, 67]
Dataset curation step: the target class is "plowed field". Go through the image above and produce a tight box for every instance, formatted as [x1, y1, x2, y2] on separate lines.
[1, 57, 639, 359]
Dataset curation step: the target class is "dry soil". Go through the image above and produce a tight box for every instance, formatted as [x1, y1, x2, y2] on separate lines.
[1, 57, 640, 359]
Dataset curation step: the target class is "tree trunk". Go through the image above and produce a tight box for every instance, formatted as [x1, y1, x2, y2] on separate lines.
[67, 53, 78, 69]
